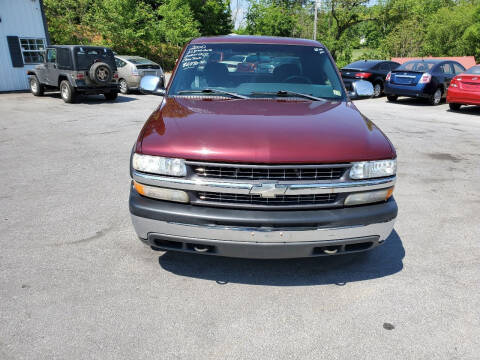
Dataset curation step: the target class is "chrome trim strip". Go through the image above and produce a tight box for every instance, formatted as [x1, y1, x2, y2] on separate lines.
[131, 215, 396, 243]
[132, 170, 395, 195]
[185, 161, 351, 169]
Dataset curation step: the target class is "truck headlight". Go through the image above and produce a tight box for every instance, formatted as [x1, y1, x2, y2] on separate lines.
[349, 159, 396, 179]
[344, 187, 394, 206]
[132, 153, 186, 177]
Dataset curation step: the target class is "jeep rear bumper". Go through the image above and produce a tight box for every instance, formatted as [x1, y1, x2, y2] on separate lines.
[129, 189, 397, 259]
[75, 84, 119, 94]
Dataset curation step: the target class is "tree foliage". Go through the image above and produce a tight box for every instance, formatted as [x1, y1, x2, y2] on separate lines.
[43, 0, 231, 70]
[241, 0, 480, 67]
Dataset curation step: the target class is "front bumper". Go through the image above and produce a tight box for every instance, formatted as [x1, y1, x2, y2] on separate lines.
[129, 189, 397, 258]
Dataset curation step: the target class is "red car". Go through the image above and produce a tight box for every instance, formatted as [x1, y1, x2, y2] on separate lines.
[447, 65, 480, 110]
[130, 36, 397, 259]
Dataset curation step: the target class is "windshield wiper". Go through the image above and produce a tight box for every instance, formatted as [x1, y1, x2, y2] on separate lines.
[250, 90, 326, 101]
[177, 89, 249, 99]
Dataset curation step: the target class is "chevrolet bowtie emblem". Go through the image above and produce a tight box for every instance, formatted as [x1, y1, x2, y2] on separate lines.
[250, 183, 287, 198]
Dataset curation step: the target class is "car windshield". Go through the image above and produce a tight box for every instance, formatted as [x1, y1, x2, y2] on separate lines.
[397, 61, 436, 72]
[465, 66, 480, 74]
[74, 47, 116, 71]
[169, 43, 345, 100]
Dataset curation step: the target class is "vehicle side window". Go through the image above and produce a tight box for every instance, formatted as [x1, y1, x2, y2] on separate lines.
[57, 48, 73, 70]
[452, 63, 465, 74]
[379, 63, 389, 71]
[46, 48, 56, 63]
[438, 63, 454, 75]
[390, 62, 400, 70]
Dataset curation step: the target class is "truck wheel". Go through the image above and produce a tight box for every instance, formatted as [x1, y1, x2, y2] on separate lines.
[429, 88, 442, 105]
[373, 82, 382, 97]
[119, 79, 129, 94]
[60, 80, 76, 103]
[449, 103, 461, 111]
[104, 92, 118, 101]
[387, 95, 397, 102]
[30, 76, 44, 96]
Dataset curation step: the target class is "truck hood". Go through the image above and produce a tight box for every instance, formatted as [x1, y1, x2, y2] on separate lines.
[138, 97, 395, 163]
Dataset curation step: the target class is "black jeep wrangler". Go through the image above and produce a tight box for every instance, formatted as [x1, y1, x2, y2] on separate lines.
[27, 45, 119, 103]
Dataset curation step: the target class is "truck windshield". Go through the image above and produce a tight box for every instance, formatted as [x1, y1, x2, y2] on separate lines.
[169, 43, 345, 100]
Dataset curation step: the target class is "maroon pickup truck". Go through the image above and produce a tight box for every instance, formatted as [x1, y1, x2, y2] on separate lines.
[129, 36, 397, 259]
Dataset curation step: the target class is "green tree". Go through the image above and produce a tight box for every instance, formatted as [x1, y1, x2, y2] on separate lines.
[43, 0, 95, 44]
[462, 5, 480, 60]
[157, 0, 200, 45]
[245, 1, 299, 36]
[187, 0, 233, 35]
[88, 0, 157, 54]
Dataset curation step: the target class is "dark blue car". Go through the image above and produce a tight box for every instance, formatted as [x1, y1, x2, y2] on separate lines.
[384, 59, 465, 105]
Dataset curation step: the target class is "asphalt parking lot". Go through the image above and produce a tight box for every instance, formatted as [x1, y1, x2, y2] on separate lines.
[1, 92, 479, 359]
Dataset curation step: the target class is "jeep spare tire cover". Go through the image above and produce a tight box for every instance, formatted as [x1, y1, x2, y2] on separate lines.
[89, 62, 112, 85]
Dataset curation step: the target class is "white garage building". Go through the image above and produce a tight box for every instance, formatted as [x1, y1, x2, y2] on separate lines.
[0, 0, 50, 91]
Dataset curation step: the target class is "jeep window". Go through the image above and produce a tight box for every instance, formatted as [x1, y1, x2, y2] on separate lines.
[74, 47, 116, 71]
[57, 48, 73, 70]
[46, 49, 56, 63]
[20, 38, 45, 64]
[169, 43, 346, 100]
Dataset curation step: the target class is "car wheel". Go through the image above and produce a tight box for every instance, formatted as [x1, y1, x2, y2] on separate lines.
[30, 76, 44, 96]
[449, 103, 461, 111]
[387, 95, 397, 102]
[429, 88, 442, 105]
[60, 80, 76, 103]
[119, 79, 129, 94]
[373, 83, 382, 97]
[104, 92, 118, 101]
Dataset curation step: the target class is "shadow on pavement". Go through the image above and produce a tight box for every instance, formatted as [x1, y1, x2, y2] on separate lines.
[158, 230, 404, 286]
[447, 105, 480, 115]
[388, 97, 435, 107]
[44, 92, 137, 104]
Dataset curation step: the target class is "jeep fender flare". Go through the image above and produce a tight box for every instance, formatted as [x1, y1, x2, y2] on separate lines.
[57, 74, 75, 88]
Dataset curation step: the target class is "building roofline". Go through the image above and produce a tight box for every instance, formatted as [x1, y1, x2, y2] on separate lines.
[39, 0, 50, 45]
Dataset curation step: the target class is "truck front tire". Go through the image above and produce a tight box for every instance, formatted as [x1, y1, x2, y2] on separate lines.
[60, 80, 76, 103]
[30, 76, 44, 96]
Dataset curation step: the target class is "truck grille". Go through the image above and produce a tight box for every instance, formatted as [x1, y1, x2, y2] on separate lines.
[191, 164, 348, 181]
[196, 191, 337, 207]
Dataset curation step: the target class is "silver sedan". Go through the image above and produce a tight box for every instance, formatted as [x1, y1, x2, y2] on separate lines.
[114, 55, 164, 94]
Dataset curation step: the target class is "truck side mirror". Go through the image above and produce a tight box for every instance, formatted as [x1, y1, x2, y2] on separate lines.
[140, 75, 165, 96]
[350, 80, 374, 99]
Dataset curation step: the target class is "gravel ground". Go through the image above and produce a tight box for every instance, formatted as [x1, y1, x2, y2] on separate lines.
[0, 91, 479, 359]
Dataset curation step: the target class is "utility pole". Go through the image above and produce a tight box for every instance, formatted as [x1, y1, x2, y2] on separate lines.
[313, 0, 321, 41]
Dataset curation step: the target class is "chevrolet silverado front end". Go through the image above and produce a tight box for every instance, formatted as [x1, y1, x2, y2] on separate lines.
[129, 36, 397, 259]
